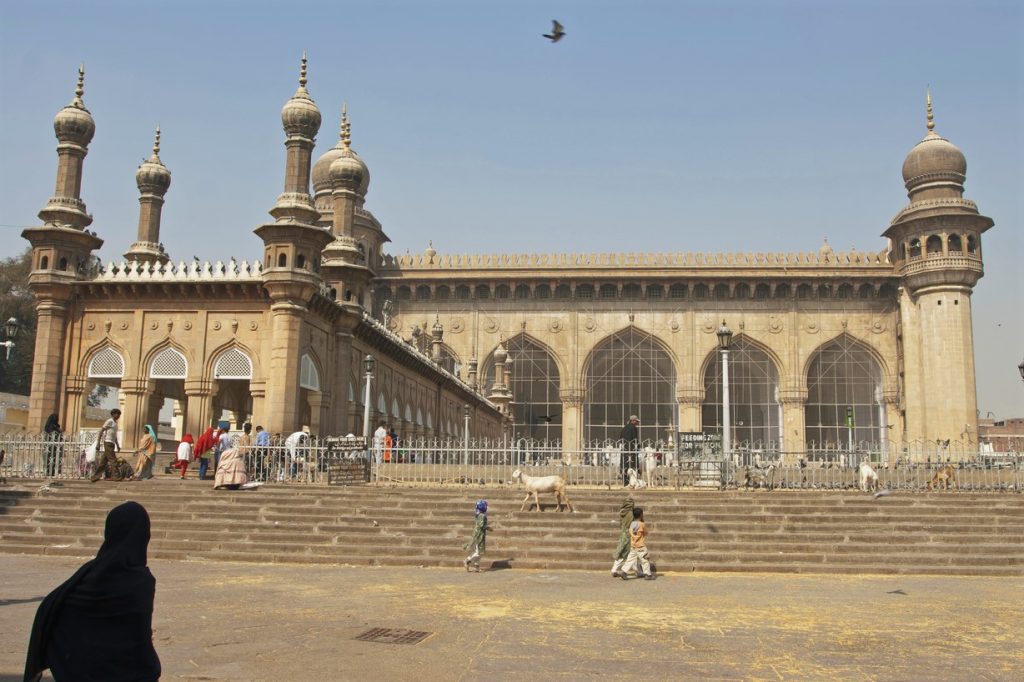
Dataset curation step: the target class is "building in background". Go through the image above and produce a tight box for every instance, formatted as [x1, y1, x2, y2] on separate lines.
[20, 63, 992, 459]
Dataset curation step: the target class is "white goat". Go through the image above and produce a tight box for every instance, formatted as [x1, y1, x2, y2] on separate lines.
[641, 448, 658, 487]
[626, 467, 647, 490]
[512, 469, 574, 512]
[859, 461, 879, 492]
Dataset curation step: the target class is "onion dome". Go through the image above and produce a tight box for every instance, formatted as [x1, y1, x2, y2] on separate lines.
[494, 341, 508, 365]
[281, 53, 321, 139]
[328, 105, 366, 188]
[424, 240, 437, 262]
[53, 65, 95, 146]
[135, 126, 171, 194]
[313, 103, 370, 196]
[901, 92, 966, 194]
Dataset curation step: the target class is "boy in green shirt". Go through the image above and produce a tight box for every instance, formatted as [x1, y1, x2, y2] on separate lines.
[463, 499, 490, 572]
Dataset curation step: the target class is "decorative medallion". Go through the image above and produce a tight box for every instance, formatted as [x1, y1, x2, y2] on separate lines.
[870, 319, 885, 334]
[548, 318, 563, 333]
[484, 319, 498, 334]
[213, 321, 222, 331]
[768, 315, 783, 334]
[669, 319, 680, 333]
[249, 321, 258, 331]
[701, 316, 716, 333]
[87, 322, 96, 331]
[583, 317, 596, 333]
[805, 320, 819, 334]
[150, 321, 159, 330]
[450, 318, 465, 334]
[119, 321, 129, 330]
[184, 321, 192, 331]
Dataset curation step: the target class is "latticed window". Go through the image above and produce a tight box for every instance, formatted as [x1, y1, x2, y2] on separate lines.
[701, 337, 781, 449]
[583, 328, 676, 443]
[213, 348, 253, 380]
[87, 347, 125, 379]
[149, 348, 187, 379]
[805, 334, 883, 450]
[481, 335, 561, 442]
[438, 346, 461, 376]
[299, 354, 320, 391]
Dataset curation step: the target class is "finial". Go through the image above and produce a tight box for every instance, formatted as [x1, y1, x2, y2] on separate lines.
[299, 51, 308, 88]
[152, 125, 161, 157]
[72, 64, 85, 106]
[926, 89, 934, 131]
[340, 102, 351, 149]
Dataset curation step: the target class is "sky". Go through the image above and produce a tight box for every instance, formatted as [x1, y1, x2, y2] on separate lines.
[0, 0, 1021, 418]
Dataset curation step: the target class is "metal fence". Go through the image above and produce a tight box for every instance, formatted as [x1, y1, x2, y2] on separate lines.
[2, 432, 1021, 492]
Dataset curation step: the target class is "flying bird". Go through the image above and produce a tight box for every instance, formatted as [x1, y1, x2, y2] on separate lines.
[887, 589, 908, 595]
[873, 489, 892, 499]
[543, 20, 565, 43]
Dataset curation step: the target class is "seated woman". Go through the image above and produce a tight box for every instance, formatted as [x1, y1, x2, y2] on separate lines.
[213, 446, 248, 490]
[25, 501, 161, 682]
[132, 425, 159, 480]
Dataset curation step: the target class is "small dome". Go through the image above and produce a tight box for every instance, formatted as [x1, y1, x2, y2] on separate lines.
[494, 342, 508, 364]
[329, 148, 365, 187]
[312, 105, 370, 196]
[281, 55, 321, 139]
[424, 241, 436, 261]
[54, 66, 95, 146]
[135, 127, 171, 194]
[901, 94, 966, 192]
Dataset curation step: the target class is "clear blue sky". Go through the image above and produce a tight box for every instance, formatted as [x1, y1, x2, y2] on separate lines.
[1, 0, 1021, 418]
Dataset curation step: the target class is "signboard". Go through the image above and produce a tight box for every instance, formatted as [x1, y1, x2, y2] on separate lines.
[327, 459, 369, 485]
[677, 431, 722, 458]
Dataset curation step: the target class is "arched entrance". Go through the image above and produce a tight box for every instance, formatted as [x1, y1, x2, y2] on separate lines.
[805, 334, 884, 452]
[701, 336, 782, 454]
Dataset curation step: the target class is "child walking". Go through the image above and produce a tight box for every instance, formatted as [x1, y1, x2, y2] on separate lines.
[620, 507, 655, 580]
[463, 499, 489, 572]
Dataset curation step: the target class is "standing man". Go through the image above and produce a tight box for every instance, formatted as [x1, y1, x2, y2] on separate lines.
[237, 422, 254, 473]
[214, 423, 232, 471]
[90, 409, 122, 482]
[254, 425, 270, 480]
[619, 415, 640, 486]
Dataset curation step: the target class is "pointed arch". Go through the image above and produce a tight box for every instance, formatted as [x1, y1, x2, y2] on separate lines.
[583, 326, 677, 443]
[480, 333, 563, 442]
[700, 334, 783, 449]
[206, 339, 260, 380]
[436, 343, 462, 376]
[299, 353, 321, 391]
[211, 347, 254, 380]
[148, 346, 189, 379]
[85, 344, 127, 380]
[804, 333, 885, 451]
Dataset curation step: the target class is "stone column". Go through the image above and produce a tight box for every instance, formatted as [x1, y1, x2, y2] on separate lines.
[172, 400, 185, 441]
[184, 379, 217, 439]
[263, 302, 305, 434]
[26, 299, 70, 432]
[677, 388, 703, 433]
[779, 387, 808, 464]
[119, 378, 154, 450]
[63, 374, 89, 436]
[307, 391, 326, 436]
[249, 381, 267, 431]
[559, 387, 585, 456]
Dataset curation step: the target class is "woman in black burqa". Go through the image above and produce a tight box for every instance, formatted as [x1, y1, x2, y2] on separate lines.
[24, 500, 161, 682]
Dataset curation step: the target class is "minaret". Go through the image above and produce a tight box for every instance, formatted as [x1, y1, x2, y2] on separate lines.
[321, 105, 374, 308]
[884, 92, 994, 452]
[124, 126, 171, 264]
[22, 65, 104, 431]
[254, 55, 333, 435]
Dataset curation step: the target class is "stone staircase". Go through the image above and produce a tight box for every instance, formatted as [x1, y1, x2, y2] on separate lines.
[1, 479, 1023, 576]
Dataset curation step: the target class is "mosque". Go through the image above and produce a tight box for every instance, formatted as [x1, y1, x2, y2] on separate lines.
[21, 60, 993, 459]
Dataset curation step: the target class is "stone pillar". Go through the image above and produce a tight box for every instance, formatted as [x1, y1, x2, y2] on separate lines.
[26, 300, 70, 432]
[559, 387, 585, 456]
[779, 387, 808, 464]
[184, 379, 217, 439]
[249, 381, 267, 431]
[63, 374, 89, 436]
[120, 378, 153, 450]
[677, 388, 703, 433]
[308, 391, 327, 436]
[263, 302, 305, 434]
[172, 400, 185, 441]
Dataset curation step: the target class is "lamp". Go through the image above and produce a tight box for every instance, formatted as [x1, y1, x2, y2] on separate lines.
[1, 317, 18, 361]
[463, 403, 471, 466]
[716, 320, 733, 350]
[717, 320, 732, 460]
[363, 354, 375, 376]
[362, 354, 375, 448]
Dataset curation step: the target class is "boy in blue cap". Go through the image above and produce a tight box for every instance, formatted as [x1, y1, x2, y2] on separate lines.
[463, 499, 490, 572]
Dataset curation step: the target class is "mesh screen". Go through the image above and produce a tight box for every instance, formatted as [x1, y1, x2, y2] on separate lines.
[149, 348, 187, 379]
[213, 348, 253, 379]
[87, 347, 125, 379]
[482, 335, 561, 442]
[701, 337, 781, 446]
[805, 334, 883, 449]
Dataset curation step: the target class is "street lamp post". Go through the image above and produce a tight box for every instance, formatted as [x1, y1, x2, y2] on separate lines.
[717, 321, 733, 461]
[463, 404, 471, 466]
[362, 354, 375, 449]
[1, 317, 20, 360]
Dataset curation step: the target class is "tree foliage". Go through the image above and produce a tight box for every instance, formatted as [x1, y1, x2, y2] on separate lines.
[0, 248, 36, 395]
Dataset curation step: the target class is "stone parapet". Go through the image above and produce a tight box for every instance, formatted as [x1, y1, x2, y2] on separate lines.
[91, 259, 264, 282]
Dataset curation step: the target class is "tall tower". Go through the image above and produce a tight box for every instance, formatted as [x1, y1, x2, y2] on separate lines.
[22, 66, 104, 431]
[884, 93, 993, 451]
[254, 55, 332, 434]
[124, 126, 171, 264]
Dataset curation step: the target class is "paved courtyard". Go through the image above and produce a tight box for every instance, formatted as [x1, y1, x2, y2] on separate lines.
[1, 555, 1021, 681]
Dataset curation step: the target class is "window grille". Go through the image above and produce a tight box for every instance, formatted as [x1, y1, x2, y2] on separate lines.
[149, 348, 187, 379]
[805, 334, 883, 449]
[299, 355, 320, 391]
[87, 348, 125, 379]
[213, 348, 253, 380]
[702, 337, 781, 447]
[481, 334, 561, 442]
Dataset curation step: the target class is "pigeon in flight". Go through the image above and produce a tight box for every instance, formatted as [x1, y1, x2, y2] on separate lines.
[543, 20, 566, 43]
[873, 489, 892, 499]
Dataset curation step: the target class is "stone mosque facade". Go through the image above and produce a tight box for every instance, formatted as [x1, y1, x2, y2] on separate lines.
[22, 62, 993, 459]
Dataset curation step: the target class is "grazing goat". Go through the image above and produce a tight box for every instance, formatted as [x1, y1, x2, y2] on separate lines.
[512, 469, 574, 512]
[743, 464, 776, 490]
[859, 461, 879, 492]
[928, 464, 958, 491]
[626, 467, 647, 489]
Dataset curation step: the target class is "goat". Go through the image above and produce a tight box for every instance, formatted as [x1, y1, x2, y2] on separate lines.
[859, 461, 879, 492]
[928, 464, 958, 491]
[511, 469, 574, 512]
[743, 464, 776, 490]
[641, 448, 658, 487]
[626, 467, 647, 489]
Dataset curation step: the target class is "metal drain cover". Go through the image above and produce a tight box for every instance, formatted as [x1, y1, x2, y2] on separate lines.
[354, 628, 432, 645]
